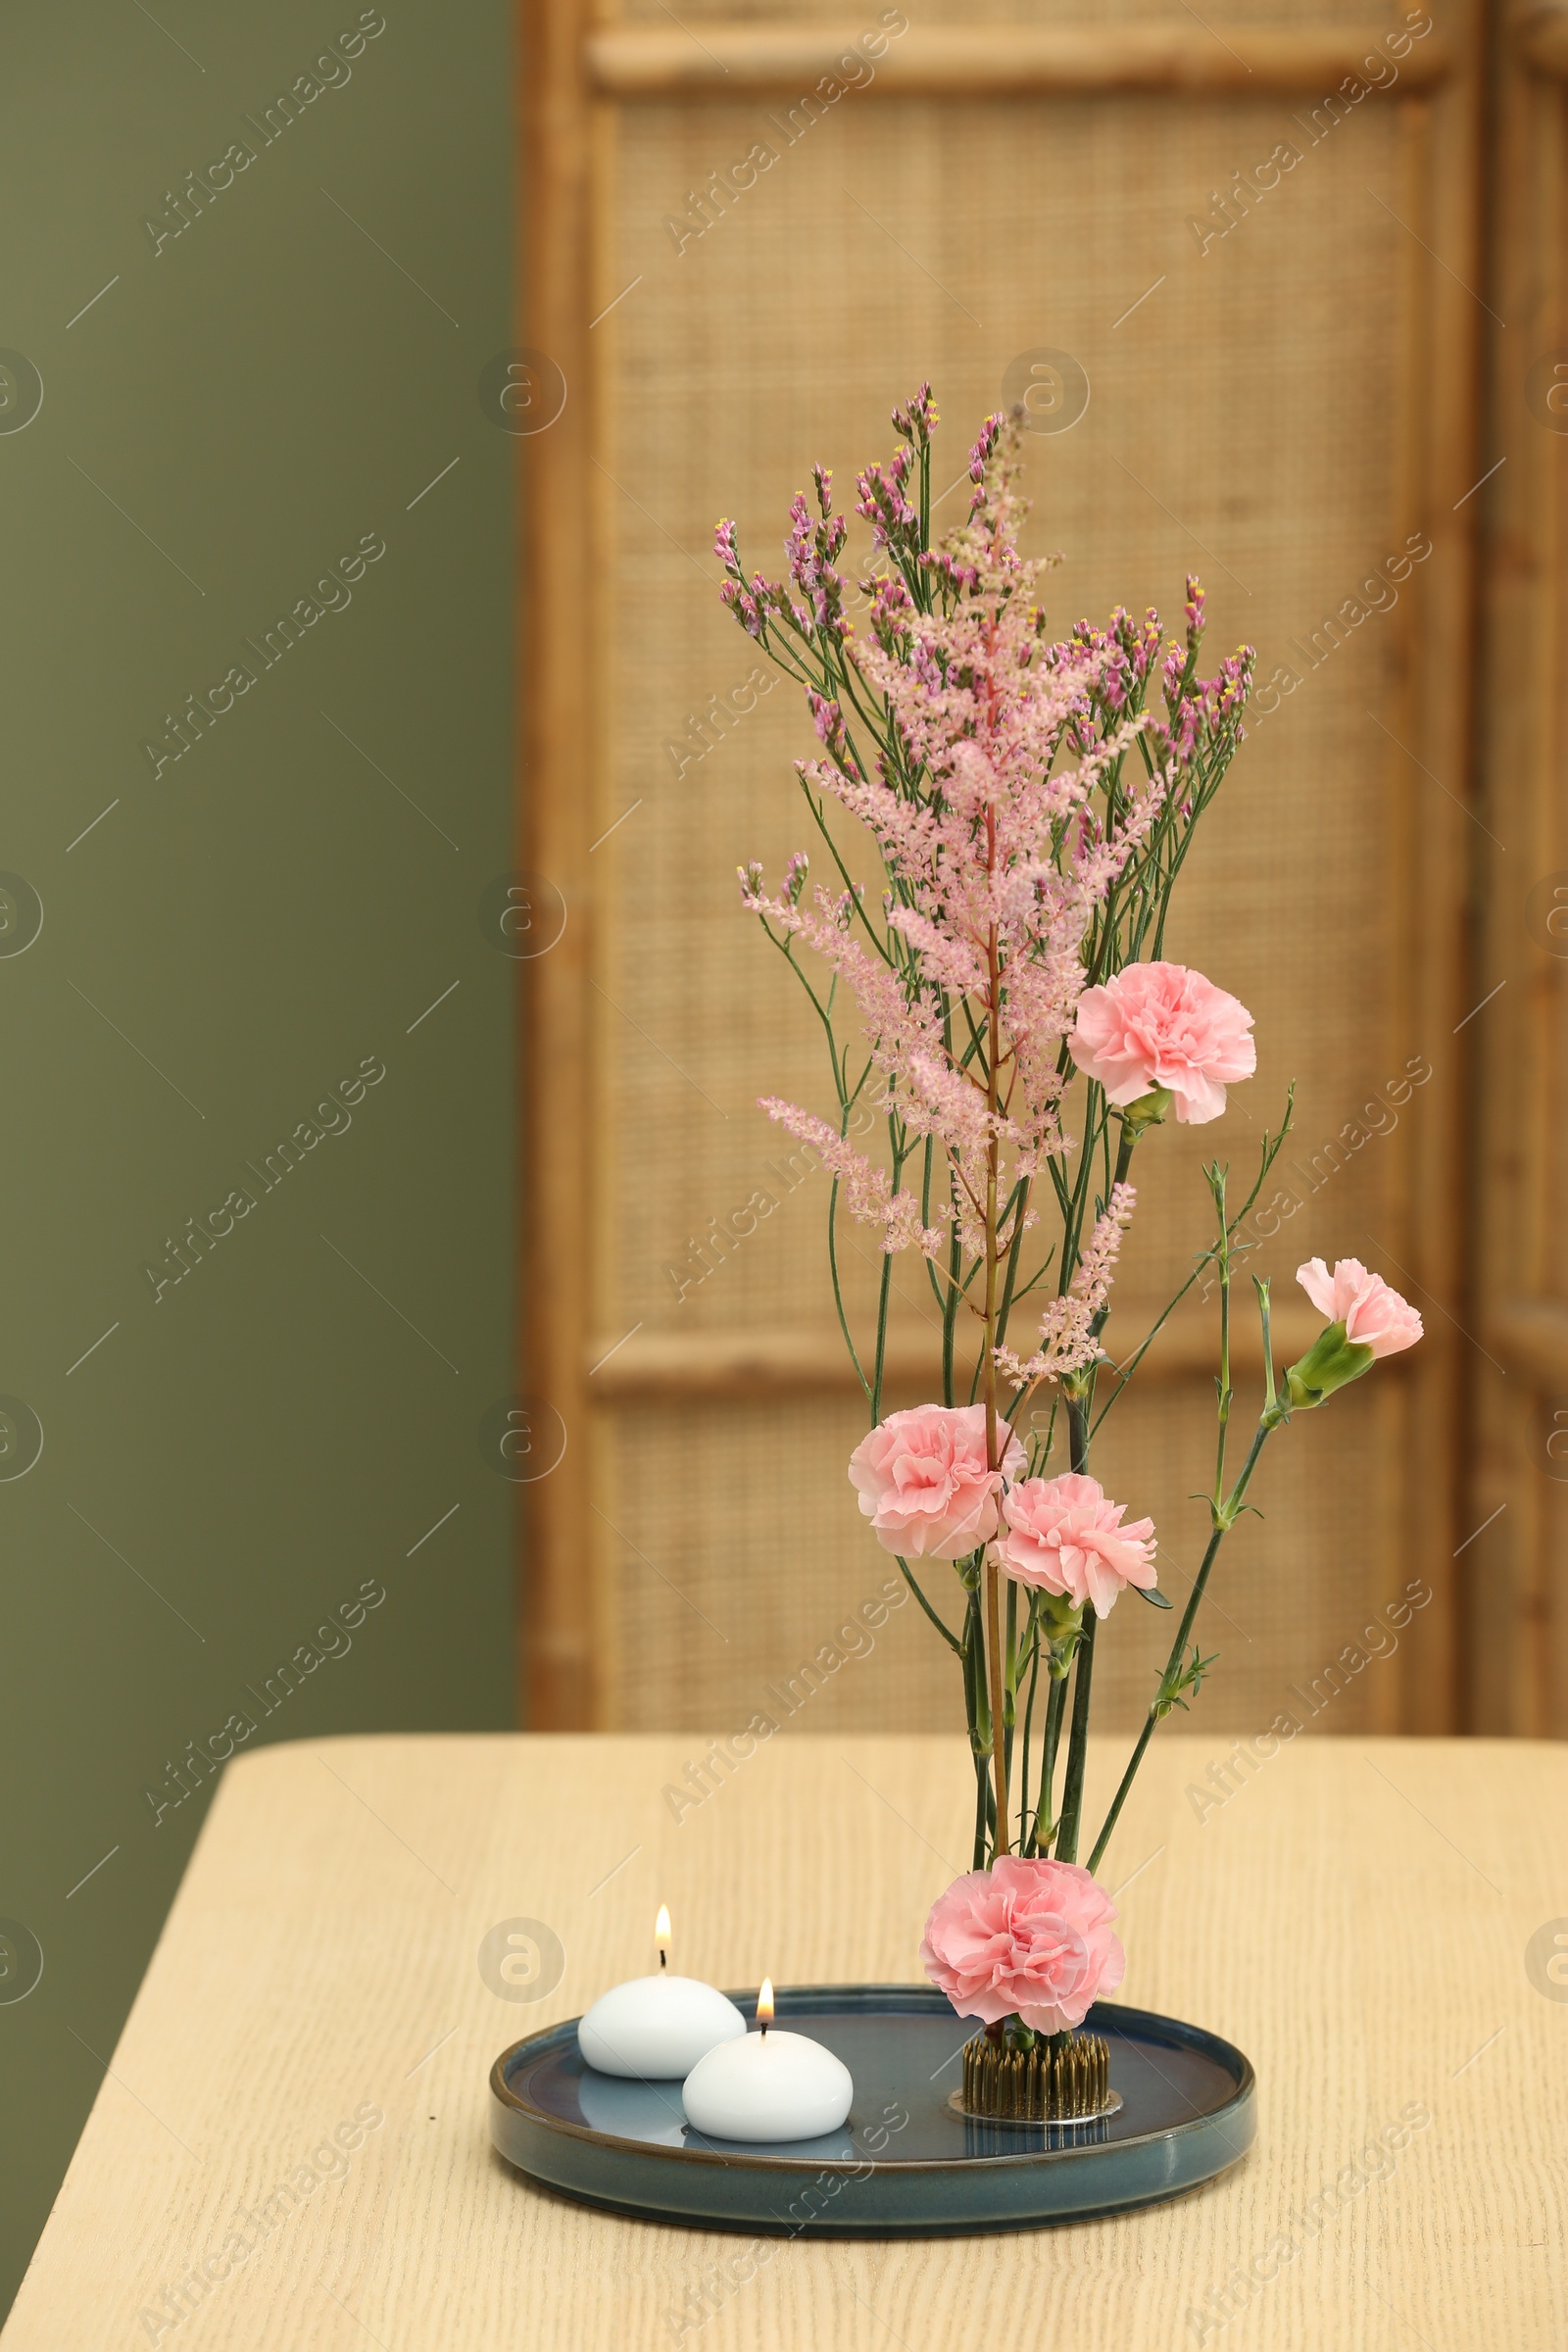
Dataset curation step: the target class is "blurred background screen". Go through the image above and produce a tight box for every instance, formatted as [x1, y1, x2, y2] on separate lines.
[520, 0, 1545, 1757]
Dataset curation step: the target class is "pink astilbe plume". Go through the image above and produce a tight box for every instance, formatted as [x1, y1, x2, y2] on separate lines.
[724, 391, 1254, 1369]
[758, 1099, 947, 1258]
[996, 1183, 1136, 1395]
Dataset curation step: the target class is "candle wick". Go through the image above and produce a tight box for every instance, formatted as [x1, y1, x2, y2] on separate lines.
[659, 1950, 666, 1972]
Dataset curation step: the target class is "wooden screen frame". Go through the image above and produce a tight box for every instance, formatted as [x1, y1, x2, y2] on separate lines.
[1473, 3, 1568, 1733]
[519, 6, 1483, 1734]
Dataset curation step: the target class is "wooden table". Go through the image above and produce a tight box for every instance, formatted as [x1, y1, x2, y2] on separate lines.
[6, 1734, 1564, 2349]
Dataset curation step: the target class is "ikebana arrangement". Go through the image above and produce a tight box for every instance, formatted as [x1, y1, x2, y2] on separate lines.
[715, 387, 1423, 2116]
[490, 390, 1428, 2219]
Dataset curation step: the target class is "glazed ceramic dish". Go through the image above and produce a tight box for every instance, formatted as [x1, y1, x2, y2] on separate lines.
[489, 1984, 1255, 2234]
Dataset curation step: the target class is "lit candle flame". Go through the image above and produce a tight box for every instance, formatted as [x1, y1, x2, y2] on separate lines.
[656, 1904, 671, 1969]
[758, 1977, 774, 2035]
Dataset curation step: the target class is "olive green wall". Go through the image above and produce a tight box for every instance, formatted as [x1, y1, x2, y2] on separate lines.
[0, 0, 515, 2312]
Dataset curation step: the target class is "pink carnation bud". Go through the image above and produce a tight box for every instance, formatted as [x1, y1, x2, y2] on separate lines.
[848, 1402, 1025, 1560]
[1068, 960, 1256, 1125]
[1295, 1258, 1423, 1357]
[921, 1857, 1125, 2034]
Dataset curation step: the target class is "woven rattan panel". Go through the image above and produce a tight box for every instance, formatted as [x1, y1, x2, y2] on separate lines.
[590, 65, 1427, 1735]
[599, 1381, 1410, 1739]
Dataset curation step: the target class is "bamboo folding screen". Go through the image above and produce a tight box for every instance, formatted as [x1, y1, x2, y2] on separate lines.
[519, 1, 1490, 1739]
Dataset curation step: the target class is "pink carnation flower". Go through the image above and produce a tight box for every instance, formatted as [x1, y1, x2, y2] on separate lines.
[848, 1402, 1026, 1560]
[1296, 1257, 1423, 1356]
[1068, 960, 1256, 1124]
[920, 1856, 1125, 2034]
[992, 1472, 1157, 1619]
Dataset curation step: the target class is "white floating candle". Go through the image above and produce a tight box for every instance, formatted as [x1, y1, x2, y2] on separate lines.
[682, 1979, 854, 2143]
[577, 1906, 746, 2081]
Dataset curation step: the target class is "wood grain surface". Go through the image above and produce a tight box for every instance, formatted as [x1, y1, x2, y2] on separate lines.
[6, 1733, 1563, 2348]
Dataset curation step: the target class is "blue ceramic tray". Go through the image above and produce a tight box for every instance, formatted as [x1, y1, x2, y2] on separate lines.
[489, 1984, 1254, 2234]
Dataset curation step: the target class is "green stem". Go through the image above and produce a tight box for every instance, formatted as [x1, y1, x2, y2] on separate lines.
[1213, 1187, 1233, 1504]
[1255, 1276, 1277, 1414]
[920, 1135, 946, 1319]
[985, 1561, 1007, 1860]
[1088, 1092, 1295, 1440]
[962, 1589, 988, 1746]
[972, 1748, 990, 1872]
[981, 807, 1008, 1859]
[1108, 1116, 1138, 1202]
[1016, 1598, 1042, 1852]
[1051, 1391, 1096, 1861]
[1221, 1413, 1276, 1524]
[893, 1555, 961, 1654]
[1054, 1616, 1097, 1864]
[1037, 1675, 1066, 1854]
[941, 1170, 961, 1410]
[1085, 1411, 1278, 1875]
[825, 1177, 871, 1407]
[1003, 1578, 1018, 1799]
[871, 1225, 894, 1424]
[993, 1176, 1032, 1356]
[1084, 1712, 1158, 1881]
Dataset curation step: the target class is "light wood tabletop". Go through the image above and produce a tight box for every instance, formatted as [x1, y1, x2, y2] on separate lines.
[5, 1732, 1564, 2349]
